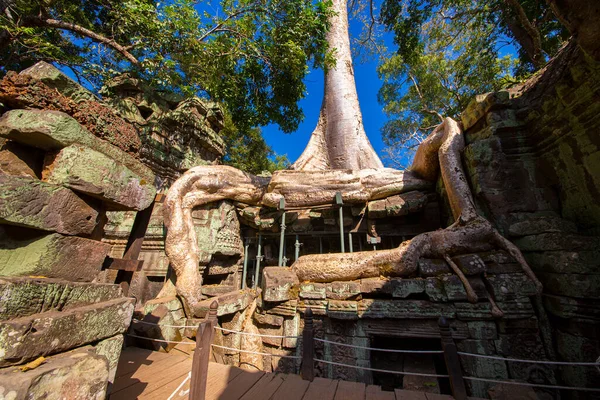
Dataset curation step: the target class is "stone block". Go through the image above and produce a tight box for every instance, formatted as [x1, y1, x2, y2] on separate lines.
[367, 191, 428, 218]
[508, 215, 577, 237]
[542, 294, 600, 321]
[262, 267, 299, 302]
[265, 300, 298, 317]
[0, 297, 134, 367]
[257, 326, 283, 347]
[94, 334, 124, 385]
[196, 290, 255, 317]
[299, 283, 326, 299]
[0, 175, 98, 235]
[525, 250, 600, 275]
[282, 314, 300, 348]
[254, 312, 284, 327]
[0, 109, 154, 183]
[451, 254, 486, 275]
[326, 281, 361, 300]
[514, 233, 600, 251]
[467, 321, 498, 340]
[0, 277, 123, 321]
[0, 140, 42, 178]
[390, 278, 426, 298]
[537, 272, 600, 298]
[43, 145, 156, 210]
[485, 273, 538, 301]
[461, 90, 511, 130]
[457, 340, 508, 379]
[358, 299, 454, 319]
[424, 277, 447, 302]
[0, 229, 111, 281]
[441, 275, 486, 301]
[418, 259, 450, 277]
[20, 61, 97, 103]
[359, 277, 392, 294]
[327, 300, 359, 320]
[297, 300, 328, 316]
[0, 347, 109, 400]
[136, 296, 186, 350]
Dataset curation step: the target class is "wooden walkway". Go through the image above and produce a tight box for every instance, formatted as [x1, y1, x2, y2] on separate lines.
[109, 347, 472, 400]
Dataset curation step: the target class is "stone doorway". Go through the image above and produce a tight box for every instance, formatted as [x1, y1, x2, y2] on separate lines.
[370, 336, 451, 395]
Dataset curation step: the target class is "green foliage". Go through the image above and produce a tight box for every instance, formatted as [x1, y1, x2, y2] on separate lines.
[220, 112, 290, 174]
[378, 0, 568, 163]
[0, 0, 332, 134]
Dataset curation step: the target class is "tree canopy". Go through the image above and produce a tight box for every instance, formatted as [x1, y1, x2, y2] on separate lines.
[377, 0, 569, 166]
[0, 0, 331, 134]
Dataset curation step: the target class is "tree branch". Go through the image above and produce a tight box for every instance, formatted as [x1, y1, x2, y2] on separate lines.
[23, 16, 140, 65]
[503, 0, 545, 68]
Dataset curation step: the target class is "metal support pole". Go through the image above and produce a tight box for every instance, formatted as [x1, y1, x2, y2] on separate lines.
[335, 192, 345, 253]
[241, 238, 249, 289]
[294, 235, 301, 261]
[278, 198, 286, 266]
[348, 232, 353, 253]
[254, 234, 263, 288]
[319, 237, 323, 254]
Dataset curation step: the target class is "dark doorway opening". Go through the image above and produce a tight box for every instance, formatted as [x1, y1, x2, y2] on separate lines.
[370, 336, 451, 394]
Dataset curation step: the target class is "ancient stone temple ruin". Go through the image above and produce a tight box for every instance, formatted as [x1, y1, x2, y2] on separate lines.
[1, 13, 600, 400]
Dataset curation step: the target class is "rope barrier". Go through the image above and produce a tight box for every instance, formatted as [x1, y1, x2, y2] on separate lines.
[457, 352, 600, 366]
[314, 338, 443, 354]
[166, 372, 191, 400]
[463, 376, 600, 392]
[132, 319, 195, 329]
[127, 334, 193, 344]
[210, 344, 301, 359]
[314, 359, 449, 378]
[214, 326, 301, 339]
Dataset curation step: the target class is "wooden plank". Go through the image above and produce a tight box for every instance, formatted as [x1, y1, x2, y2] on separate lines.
[110, 358, 193, 400]
[111, 352, 189, 394]
[365, 384, 396, 400]
[302, 377, 338, 400]
[271, 374, 311, 400]
[215, 369, 265, 400]
[334, 380, 366, 400]
[104, 258, 144, 271]
[394, 389, 428, 400]
[239, 373, 286, 400]
[204, 362, 243, 400]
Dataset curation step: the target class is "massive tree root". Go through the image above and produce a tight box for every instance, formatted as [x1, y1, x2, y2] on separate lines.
[163, 117, 542, 317]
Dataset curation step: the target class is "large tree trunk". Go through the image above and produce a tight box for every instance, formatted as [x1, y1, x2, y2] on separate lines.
[291, 0, 383, 170]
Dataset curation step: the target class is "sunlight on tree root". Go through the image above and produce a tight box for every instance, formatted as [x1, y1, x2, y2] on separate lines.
[162, 117, 542, 318]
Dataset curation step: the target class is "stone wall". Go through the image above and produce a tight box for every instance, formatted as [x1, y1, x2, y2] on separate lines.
[0, 62, 227, 398]
[460, 40, 600, 398]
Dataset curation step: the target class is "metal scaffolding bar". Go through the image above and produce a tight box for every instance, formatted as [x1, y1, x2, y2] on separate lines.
[241, 238, 249, 289]
[335, 192, 344, 253]
[278, 198, 286, 266]
[254, 234, 263, 288]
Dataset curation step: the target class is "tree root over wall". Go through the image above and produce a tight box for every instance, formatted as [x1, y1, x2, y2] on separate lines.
[162, 118, 542, 318]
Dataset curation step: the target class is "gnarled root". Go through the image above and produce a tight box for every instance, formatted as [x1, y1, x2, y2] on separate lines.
[293, 118, 542, 304]
[163, 165, 270, 316]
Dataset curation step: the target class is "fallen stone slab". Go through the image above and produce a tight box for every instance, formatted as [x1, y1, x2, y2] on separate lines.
[0, 175, 98, 235]
[0, 140, 43, 178]
[262, 267, 299, 302]
[0, 346, 109, 400]
[0, 276, 123, 321]
[0, 109, 154, 183]
[0, 297, 134, 367]
[0, 228, 111, 281]
[19, 61, 97, 103]
[43, 145, 156, 210]
[94, 334, 124, 385]
[196, 289, 256, 317]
